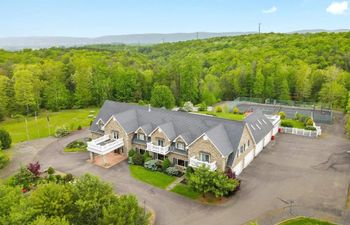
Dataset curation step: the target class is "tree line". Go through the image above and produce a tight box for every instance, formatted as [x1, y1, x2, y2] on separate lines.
[0, 32, 350, 120]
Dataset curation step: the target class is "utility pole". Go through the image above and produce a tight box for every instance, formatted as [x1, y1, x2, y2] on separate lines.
[258, 23, 262, 35]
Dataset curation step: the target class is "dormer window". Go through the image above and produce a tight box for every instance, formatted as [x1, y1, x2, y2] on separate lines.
[137, 133, 145, 141]
[199, 152, 210, 163]
[98, 120, 104, 130]
[176, 142, 185, 150]
[112, 130, 119, 139]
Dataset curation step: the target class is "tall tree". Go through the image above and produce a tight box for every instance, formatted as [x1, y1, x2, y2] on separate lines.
[253, 69, 265, 97]
[150, 85, 175, 109]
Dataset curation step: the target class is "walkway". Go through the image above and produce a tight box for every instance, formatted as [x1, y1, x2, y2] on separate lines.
[166, 175, 185, 191]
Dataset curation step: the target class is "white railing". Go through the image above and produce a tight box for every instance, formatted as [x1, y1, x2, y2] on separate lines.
[189, 156, 217, 171]
[146, 142, 170, 155]
[87, 135, 124, 155]
[280, 127, 320, 138]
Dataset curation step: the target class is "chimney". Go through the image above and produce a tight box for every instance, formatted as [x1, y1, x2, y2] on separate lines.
[148, 104, 151, 112]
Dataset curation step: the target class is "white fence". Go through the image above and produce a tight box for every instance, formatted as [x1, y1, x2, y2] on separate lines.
[280, 126, 321, 138]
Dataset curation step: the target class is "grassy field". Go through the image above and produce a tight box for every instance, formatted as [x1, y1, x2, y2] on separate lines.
[196, 111, 245, 121]
[171, 183, 200, 199]
[281, 119, 306, 129]
[129, 165, 176, 189]
[278, 217, 337, 225]
[0, 108, 98, 144]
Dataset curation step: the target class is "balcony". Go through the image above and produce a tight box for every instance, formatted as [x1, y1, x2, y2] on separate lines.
[189, 156, 217, 171]
[146, 142, 170, 155]
[87, 135, 124, 155]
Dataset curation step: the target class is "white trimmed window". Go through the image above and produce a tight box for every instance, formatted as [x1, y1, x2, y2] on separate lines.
[199, 152, 210, 163]
[137, 133, 145, 141]
[112, 130, 119, 139]
[157, 139, 164, 147]
[176, 142, 185, 150]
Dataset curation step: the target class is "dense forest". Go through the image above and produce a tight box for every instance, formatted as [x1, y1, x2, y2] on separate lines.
[0, 32, 350, 120]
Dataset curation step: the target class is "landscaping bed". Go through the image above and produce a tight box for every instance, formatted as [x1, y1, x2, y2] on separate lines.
[129, 165, 176, 189]
[278, 217, 337, 225]
[64, 138, 90, 152]
[281, 119, 306, 129]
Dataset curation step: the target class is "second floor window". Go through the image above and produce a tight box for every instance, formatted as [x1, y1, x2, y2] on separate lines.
[157, 139, 164, 147]
[137, 133, 145, 141]
[200, 152, 210, 163]
[176, 142, 185, 150]
[112, 131, 119, 139]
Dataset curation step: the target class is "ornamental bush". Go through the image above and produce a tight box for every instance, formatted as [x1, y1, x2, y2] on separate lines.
[47, 167, 55, 175]
[0, 151, 9, 169]
[0, 129, 11, 150]
[278, 111, 286, 119]
[128, 149, 136, 157]
[162, 158, 170, 171]
[54, 126, 70, 138]
[305, 126, 317, 131]
[133, 152, 144, 166]
[281, 120, 293, 127]
[144, 160, 158, 171]
[232, 107, 239, 114]
[165, 166, 179, 176]
[305, 118, 314, 126]
[215, 106, 222, 113]
[198, 102, 207, 111]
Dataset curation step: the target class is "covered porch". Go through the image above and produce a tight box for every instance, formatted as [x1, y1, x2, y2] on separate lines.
[87, 135, 126, 168]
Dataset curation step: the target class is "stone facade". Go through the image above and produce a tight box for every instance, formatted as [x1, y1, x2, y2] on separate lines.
[188, 135, 226, 171]
[103, 117, 130, 157]
[91, 132, 103, 139]
[231, 125, 255, 169]
[150, 128, 171, 147]
[167, 152, 188, 171]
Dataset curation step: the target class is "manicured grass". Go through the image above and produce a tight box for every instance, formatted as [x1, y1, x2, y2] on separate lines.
[0, 108, 98, 144]
[281, 119, 306, 129]
[129, 165, 176, 189]
[278, 217, 337, 225]
[196, 111, 244, 121]
[64, 147, 87, 152]
[171, 183, 200, 199]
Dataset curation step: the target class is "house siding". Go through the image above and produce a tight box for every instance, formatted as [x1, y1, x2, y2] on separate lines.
[150, 128, 171, 147]
[103, 117, 130, 157]
[231, 125, 255, 169]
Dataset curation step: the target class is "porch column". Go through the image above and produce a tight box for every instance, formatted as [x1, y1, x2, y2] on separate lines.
[102, 154, 107, 165]
[90, 152, 95, 162]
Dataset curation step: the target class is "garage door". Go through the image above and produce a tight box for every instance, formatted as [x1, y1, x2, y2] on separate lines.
[255, 141, 264, 156]
[244, 150, 254, 168]
[233, 161, 244, 176]
[264, 132, 272, 147]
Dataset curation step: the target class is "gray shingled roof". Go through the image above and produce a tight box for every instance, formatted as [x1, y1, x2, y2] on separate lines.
[243, 110, 274, 144]
[90, 100, 248, 157]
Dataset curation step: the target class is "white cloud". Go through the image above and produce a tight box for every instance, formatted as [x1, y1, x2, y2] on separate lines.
[262, 6, 277, 14]
[326, 1, 348, 15]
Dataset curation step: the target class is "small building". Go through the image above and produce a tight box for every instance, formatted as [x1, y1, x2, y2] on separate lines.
[88, 100, 279, 175]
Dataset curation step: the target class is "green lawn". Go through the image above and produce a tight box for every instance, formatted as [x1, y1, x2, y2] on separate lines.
[171, 183, 200, 199]
[64, 147, 87, 153]
[281, 119, 306, 129]
[129, 165, 176, 189]
[196, 111, 245, 121]
[278, 217, 337, 225]
[0, 108, 98, 144]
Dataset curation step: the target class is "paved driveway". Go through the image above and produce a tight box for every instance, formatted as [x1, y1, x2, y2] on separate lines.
[1, 115, 350, 225]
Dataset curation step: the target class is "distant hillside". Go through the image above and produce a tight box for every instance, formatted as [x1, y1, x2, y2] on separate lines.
[0, 29, 349, 50]
[0, 32, 254, 50]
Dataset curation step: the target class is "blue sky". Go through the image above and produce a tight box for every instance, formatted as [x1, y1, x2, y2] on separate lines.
[0, 0, 349, 37]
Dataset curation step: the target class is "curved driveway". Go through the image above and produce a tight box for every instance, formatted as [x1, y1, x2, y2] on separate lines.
[3, 115, 350, 225]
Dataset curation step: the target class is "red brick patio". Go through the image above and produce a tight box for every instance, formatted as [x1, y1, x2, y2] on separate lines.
[89, 152, 127, 168]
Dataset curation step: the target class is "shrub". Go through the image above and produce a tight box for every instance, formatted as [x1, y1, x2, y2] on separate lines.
[165, 167, 180, 176]
[295, 112, 303, 121]
[128, 157, 134, 164]
[142, 151, 151, 161]
[225, 167, 236, 179]
[47, 167, 55, 175]
[9, 167, 37, 190]
[278, 111, 286, 119]
[305, 118, 314, 126]
[144, 160, 158, 171]
[128, 149, 136, 157]
[64, 173, 74, 183]
[77, 125, 82, 130]
[185, 166, 194, 177]
[162, 158, 171, 171]
[305, 126, 317, 131]
[183, 101, 194, 112]
[0, 129, 12, 150]
[215, 106, 222, 113]
[232, 107, 239, 114]
[133, 152, 144, 166]
[54, 126, 70, 138]
[27, 161, 41, 176]
[198, 102, 207, 111]
[281, 120, 293, 127]
[222, 104, 229, 113]
[0, 151, 9, 169]
[66, 140, 86, 149]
